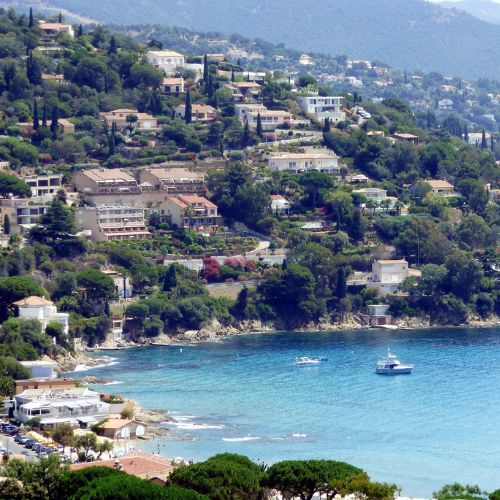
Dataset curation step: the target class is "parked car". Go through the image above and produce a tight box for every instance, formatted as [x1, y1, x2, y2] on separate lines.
[25, 439, 36, 449]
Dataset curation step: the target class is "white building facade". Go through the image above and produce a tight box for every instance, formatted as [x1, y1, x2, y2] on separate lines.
[146, 50, 185, 75]
[297, 96, 345, 123]
[14, 296, 69, 335]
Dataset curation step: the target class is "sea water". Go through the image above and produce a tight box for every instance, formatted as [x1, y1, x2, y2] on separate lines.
[76, 328, 500, 496]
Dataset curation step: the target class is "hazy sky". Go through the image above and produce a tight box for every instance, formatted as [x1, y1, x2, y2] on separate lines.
[430, 0, 500, 3]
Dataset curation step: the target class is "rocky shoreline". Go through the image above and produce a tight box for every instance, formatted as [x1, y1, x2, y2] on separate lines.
[53, 314, 499, 374]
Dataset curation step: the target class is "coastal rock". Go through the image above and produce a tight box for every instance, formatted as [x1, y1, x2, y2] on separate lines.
[79, 375, 113, 385]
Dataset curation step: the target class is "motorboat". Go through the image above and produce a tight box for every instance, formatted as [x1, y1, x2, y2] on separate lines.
[376, 350, 413, 375]
[293, 356, 322, 366]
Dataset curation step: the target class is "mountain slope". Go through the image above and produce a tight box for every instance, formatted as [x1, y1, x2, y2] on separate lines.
[17, 0, 500, 79]
[440, 0, 500, 24]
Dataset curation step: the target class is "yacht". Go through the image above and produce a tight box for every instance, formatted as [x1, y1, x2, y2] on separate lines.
[376, 350, 413, 375]
[294, 356, 322, 366]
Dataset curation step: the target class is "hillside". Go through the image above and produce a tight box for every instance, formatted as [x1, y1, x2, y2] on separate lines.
[440, 0, 500, 24]
[12, 0, 500, 79]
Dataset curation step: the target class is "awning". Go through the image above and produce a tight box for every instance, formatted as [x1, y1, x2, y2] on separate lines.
[76, 416, 98, 423]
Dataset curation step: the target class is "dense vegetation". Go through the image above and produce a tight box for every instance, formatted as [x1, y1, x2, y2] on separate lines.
[21, 0, 500, 79]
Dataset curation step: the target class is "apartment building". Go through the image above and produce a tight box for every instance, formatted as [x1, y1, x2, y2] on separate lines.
[22, 173, 62, 197]
[268, 150, 340, 174]
[159, 195, 220, 230]
[75, 206, 151, 242]
[139, 168, 205, 195]
[72, 169, 140, 195]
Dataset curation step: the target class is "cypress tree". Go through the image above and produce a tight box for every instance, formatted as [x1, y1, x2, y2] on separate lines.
[219, 137, 224, 156]
[207, 74, 214, 98]
[463, 124, 469, 142]
[108, 36, 117, 55]
[33, 99, 39, 130]
[231, 69, 235, 82]
[77, 24, 83, 37]
[163, 264, 178, 291]
[29, 7, 34, 28]
[58, 11, 62, 23]
[108, 122, 116, 156]
[242, 121, 250, 147]
[403, 69, 408, 85]
[491, 135, 495, 152]
[50, 106, 59, 139]
[203, 54, 208, 86]
[256, 112, 263, 138]
[237, 58, 241, 69]
[3, 214, 10, 235]
[323, 117, 330, 133]
[336, 267, 347, 299]
[42, 100, 47, 127]
[481, 129, 487, 149]
[184, 90, 192, 124]
[247, 72, 250, 82]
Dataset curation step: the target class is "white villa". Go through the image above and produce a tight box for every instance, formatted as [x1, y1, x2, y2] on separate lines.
[146, 50, 185, 75]
[14, 387, 109, 429]
[297, 96, 345, 123]
[368, 259, 420, 295]
[14, 296, 69, 335]
[268, 150, 340, 174]
[271, 195, 291, 214]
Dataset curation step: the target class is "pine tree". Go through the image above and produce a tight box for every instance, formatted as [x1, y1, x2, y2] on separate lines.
[323, 117, 330, 133]
[108, 36, 117, 55]
[77, 24, 83, 37]
[481, 129, 487, 149]
[33, 99, 39, 130]
[42, 100, 47, 127]
[184, 90, 192, 124]
[3, 214, 10, 235]
[464, 124, 469, 143]
[50, 107, 59, 139]
[256, 113, 263, 138]
[29, 7, 34, 28]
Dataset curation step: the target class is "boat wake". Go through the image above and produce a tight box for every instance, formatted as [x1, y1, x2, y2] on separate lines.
[222, 436, 261, 442]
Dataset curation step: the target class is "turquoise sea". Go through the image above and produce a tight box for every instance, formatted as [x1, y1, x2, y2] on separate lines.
[76, 328, 500, 496]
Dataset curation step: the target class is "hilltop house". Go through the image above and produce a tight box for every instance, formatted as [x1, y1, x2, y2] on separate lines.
[160, 77, 185, 96]
[146, 50, 185, 75]
[38, 21, 74, 37]
[268, 150, 340, 174]
[14, 296, 69, 335]
[58, 119, 75, 135]
[159, 195, 220, 231]
[297, 96, 345, 123]
[139, 168, 205, 195]
[75, 206, 151, 242]
[174, 104, 217, 122]
[409, 180, 456, 197]
[271, 195, 291, 214]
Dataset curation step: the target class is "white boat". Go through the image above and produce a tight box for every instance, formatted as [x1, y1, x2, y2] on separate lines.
[293, 356, 322, 366]
[376, 350, 413, 375]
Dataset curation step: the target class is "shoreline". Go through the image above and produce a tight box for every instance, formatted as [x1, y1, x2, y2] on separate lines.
[57, 314, 500, 372]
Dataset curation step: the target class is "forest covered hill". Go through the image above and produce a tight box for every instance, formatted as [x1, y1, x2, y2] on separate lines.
[11, 0, 500, 79]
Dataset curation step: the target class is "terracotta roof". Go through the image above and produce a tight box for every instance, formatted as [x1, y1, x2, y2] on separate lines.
[100, 418, 133, 430]
[13, 296, 53, 307]
[425, 180, 454, 189]
[271, 195, 289, 202]
[178, 195, 217, 208]
[78, 169, 136, 182]
[38, 22, 72, 30]
[70, 453, 174, 478]
[163, 77, 184, 85]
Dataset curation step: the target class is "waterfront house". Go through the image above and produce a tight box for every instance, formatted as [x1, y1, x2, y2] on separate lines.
[14, 296, 69, 335]
[101, 268, 133, 298]
[174, 104, 217, 122]
[19, 360, 58, 380]
[100, 419, 139, 440]
[14, 387, 109, 429]
[362, 304, 392, 327]
[367, 259, 420, 296]
[146, 50, 185, 75]
[268, 150, 340, 174]
[159, 195, 220, 231]
[75, 206, 151, 242]
[16, 378, 76, 395]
